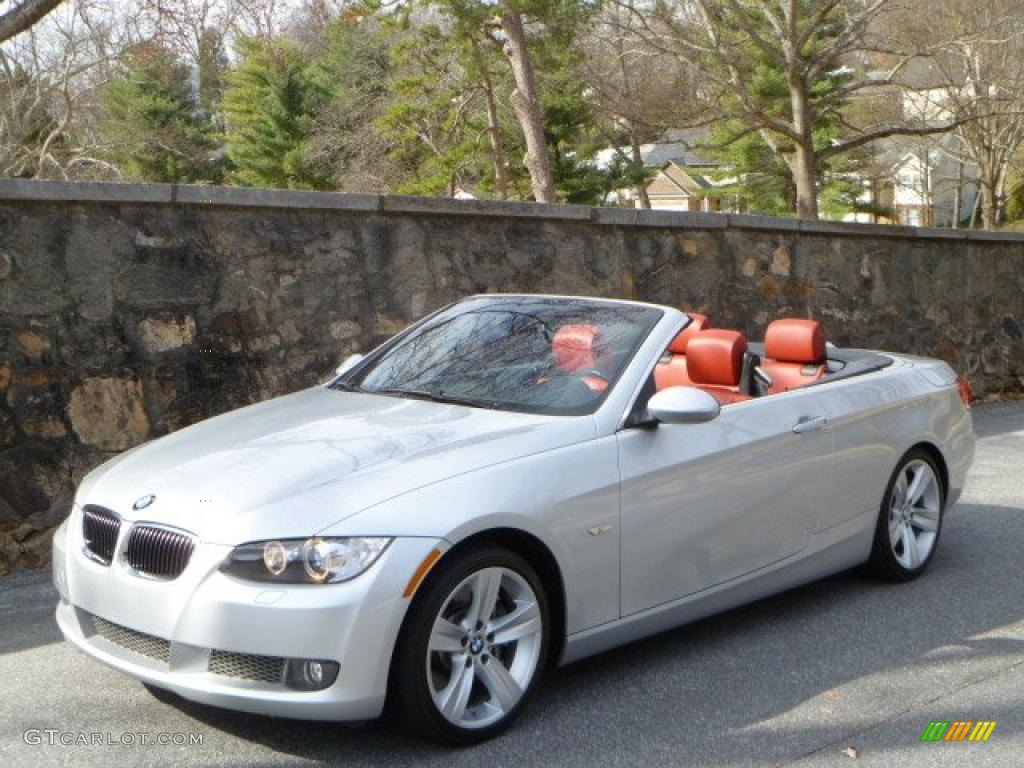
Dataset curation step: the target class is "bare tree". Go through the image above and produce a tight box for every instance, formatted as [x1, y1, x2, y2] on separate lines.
[919, 0, 1024, 228]
[581, 0, 691, 208]
[134, 0, 288, 67]
[0, 0, 65, 43]
[136, 0, 227, 63]
[232, 0, 286, 39]
[0, 0, 132, 179]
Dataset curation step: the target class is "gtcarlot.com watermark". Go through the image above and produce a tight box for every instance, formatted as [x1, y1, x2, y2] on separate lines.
[24, 729, 203, 747]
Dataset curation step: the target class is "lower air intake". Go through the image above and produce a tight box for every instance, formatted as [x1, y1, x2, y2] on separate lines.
[208, 650, 286, 683]
[91, 615, 171, 664]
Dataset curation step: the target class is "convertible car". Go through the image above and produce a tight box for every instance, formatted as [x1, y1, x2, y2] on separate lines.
[52, 294, 975, 743]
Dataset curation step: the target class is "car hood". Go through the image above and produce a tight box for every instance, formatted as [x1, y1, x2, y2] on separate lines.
[77, 386, 597, 544]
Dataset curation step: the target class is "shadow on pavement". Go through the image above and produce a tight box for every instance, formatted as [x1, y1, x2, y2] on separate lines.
[0, 570, 62, 655]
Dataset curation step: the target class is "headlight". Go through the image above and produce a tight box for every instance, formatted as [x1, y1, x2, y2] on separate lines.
[221, 537, 392, 584]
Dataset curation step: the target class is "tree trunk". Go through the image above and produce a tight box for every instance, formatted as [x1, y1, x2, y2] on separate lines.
[969, 181, 981, 229]
[995, 164, 1009, 226]
[787, 73, 818, 219]
[0, 0, 64, 44]
[471, 39, 509, 201]
[981, 186, 996, 229]
[980, 169, 1001, 230]
[952, 160, 964, 228]
[791, 140, 819, 219]
[499, 9, 556, 204]
[629, 129, 651, 209]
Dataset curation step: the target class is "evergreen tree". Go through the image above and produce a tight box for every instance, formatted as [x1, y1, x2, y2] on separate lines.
[535, 23, 632, 205]
[379, 18, 520, 197]
[379, 0, 626, 201]
[223, 37, 333, 190]
[306, 17, 394, 191]
[701, 31, 881, 219]
[102, 42, 226, 184]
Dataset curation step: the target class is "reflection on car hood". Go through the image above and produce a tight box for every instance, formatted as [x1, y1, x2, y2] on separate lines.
[76, 386, 595, 543]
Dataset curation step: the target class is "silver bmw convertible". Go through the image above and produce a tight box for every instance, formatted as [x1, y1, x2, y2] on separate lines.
[53, 294, 975, 743]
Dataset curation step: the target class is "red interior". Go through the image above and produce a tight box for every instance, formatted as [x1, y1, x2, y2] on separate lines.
[654, 313, 709, 391]
[685, 329, 752, 405]
[551, 324, 609, 392]
[551, 315, 830, 405]
[760, 318, 827, 394]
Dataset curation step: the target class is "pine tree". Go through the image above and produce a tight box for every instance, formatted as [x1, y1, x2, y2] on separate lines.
[305, 17, 393, 191]
[223, 37, 334, 190]
[102, 42, 227, 184]
[701, 27, 880, 219]
[378, 19, 516, 197]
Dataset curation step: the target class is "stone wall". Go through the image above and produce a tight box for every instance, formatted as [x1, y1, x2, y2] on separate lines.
[1, 179, 1023, 572]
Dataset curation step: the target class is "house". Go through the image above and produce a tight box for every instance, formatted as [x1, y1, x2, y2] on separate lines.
[841, 143, 979, 228]
[596, 128, 737, 211]
[842, 60, 981, 227]
[645, 160, 736, 213]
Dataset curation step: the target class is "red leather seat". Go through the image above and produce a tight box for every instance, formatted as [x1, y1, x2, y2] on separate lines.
[685, 329, 752, 405]
[761, 319, 827, 394]
[654, 313, 710, 391]
[552, 324, 609, 392]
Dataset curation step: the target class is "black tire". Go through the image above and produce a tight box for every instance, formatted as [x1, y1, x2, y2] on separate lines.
[865, 448, 945, 581]
[387, 545, 549, 745]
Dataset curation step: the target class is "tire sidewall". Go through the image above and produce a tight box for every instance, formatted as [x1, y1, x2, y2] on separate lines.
[389, 545, 550, 745]
[870, 448, 946, 580]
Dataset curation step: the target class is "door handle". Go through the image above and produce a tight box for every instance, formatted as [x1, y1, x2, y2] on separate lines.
[792, 415, 828, 434]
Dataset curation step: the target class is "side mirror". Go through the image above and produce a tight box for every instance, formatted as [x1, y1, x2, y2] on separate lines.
[335, 353, 365, 377]
[646, 386, 721, 425]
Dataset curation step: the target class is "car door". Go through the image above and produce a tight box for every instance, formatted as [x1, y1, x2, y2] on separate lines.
[617, 388, 834, 616]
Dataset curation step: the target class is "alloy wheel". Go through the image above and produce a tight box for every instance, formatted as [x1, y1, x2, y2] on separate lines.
[426, 566, 543, 729]
[887, 458, 941, 570]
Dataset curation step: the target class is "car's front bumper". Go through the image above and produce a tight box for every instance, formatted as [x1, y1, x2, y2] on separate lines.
[52, 510, 443, 721]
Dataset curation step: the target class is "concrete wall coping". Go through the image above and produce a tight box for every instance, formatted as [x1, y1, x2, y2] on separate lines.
[5, 178, 1024, 242]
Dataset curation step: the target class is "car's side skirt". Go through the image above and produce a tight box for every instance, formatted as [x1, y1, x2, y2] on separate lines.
[559, 508, 876, 665]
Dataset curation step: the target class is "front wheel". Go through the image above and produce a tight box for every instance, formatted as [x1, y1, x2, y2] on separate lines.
[866, 449, 945, 581]
[388, 546, 549, 744]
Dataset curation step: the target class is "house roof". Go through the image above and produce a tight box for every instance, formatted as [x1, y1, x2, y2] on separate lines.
[647, 161, 724, 198]
[595, 127, 725, 170]
[643, 128, 723, 168]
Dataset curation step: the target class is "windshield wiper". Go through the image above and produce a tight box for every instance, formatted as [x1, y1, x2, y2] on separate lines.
[329, 380, 363, 392]
[370, 387, 499, 410]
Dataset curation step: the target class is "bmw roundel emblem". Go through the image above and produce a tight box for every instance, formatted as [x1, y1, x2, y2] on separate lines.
[133, 494, 156, 511]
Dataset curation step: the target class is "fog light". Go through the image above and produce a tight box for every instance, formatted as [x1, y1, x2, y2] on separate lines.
[284, 659, 339, 691]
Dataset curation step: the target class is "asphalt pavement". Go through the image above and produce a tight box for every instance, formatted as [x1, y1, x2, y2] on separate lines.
[1, 401, 1022, 767]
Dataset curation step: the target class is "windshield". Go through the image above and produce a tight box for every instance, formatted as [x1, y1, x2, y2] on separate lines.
[335, 296, 663, 415]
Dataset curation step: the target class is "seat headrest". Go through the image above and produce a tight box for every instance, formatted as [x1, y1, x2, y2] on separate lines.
[667, 313, 710, 354]
[765, 319, 826, 364]
[553, 324, 605, 373]
[687, 329, 747, 387]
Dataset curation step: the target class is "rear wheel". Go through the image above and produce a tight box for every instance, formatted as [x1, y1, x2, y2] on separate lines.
[389, 546, 548, 744]
[866, 449, 944, 580]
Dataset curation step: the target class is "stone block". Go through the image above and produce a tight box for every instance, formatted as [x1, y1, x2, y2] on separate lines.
[68, 377, 150, 451]
[138, 315, 197, 353]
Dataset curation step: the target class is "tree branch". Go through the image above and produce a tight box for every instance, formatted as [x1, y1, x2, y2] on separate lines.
[821, 119, 970, 159]
[0, 0, 65, 44]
